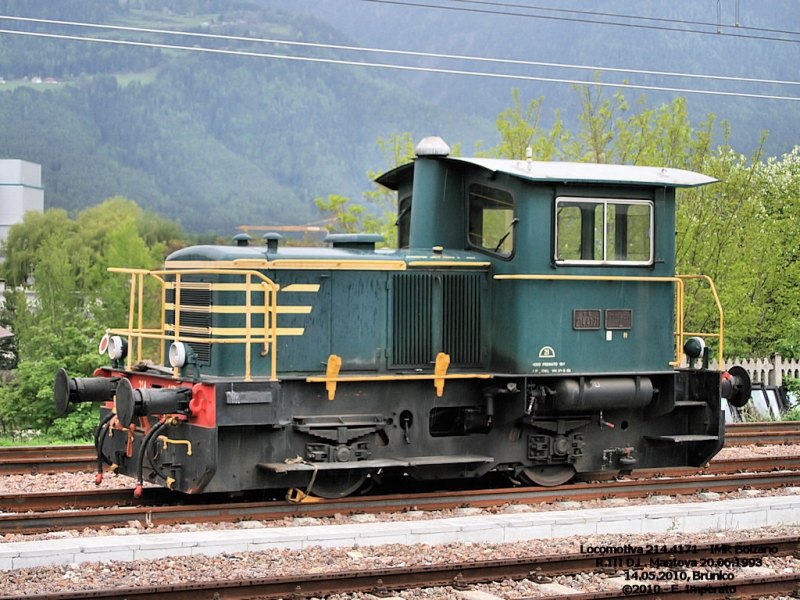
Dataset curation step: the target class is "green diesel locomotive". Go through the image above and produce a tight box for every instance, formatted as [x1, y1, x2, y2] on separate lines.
[55, 136, 750, 499]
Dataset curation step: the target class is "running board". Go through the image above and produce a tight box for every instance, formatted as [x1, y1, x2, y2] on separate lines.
[645, 434, 720, 443]
[258, 454, 494, 473]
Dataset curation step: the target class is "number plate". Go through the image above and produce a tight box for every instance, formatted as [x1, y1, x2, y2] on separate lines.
[573, 309, 601, 330]
[606, 309, 633, 330]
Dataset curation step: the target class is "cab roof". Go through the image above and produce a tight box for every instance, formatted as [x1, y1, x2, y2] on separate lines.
[376, 157, 718, 190]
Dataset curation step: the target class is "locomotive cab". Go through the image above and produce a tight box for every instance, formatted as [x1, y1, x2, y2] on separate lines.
[376, 137, 749, 484]
[55, 136, 749, 497]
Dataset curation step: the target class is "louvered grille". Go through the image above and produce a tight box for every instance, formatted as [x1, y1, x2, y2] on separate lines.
[180, 287, 211, 306]
[442, 273, 482, 366]
[391, 272, 483, 369]
[167, 283, 211, 364]
[391, 273, 433, 367]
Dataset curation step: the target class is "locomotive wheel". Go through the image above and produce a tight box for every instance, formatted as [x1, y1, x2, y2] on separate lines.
[309, 471, 369, 499]
[520, 464, 576, 487]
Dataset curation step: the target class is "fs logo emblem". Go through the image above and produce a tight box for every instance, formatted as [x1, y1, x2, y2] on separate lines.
[538, 346, 556, 359]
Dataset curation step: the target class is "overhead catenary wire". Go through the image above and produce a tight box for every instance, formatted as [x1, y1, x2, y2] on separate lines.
[360, 0, 800, 44]
[1, 15, 798, 90]
[415, 0, 800, 39]
[1, 18, 800, 101]
[446, 0, 760, 35]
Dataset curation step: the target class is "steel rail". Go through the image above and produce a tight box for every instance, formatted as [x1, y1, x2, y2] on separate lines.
[727, 421, 800, 431]
[727, 431, 800, 445]
[726, 420, 800, 445]
[2, 535, 798, 600]
[0, 444, 96, 475]
[0, 487, 176, 512]
[3, 454, 798, 514]
[0, 445, 92, 459]
[0, 421, 797, 474]
[2, 469, 799, 535]
[538, 573, 800, 600]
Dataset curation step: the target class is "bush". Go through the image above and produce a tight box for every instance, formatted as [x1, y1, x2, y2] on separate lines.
[47, 403, 99, 442]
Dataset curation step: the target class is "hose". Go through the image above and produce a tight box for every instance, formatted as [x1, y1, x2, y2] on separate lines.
[147, 430, 171, 483]
[93, 411, 116, 484]
[133, 419, 168, 498]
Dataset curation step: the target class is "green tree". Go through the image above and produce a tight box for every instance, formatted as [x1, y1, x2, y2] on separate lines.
[1, 209, 76, 288]
[363, 133, 418, 247]
[756, 147, 800, 357]
[0, 198, 183, 439]
[564, 81, 628, 163]
[0, 236, 107, 439]
[676, 140, 769, 358]
[467, 85, 774, 358]
[314, 194, 365, 234]
[0, 288, 23, 371]
[478, 89, 563, 161]
[315, 133, 420, 247]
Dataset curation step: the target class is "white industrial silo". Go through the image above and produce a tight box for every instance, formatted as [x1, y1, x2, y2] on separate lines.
[0, 159, 44, 242]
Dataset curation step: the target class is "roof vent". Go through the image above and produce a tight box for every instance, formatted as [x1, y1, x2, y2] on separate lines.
[233, 233, 252, 247]
[262, 232, 282, 252]
[415, 136, 450, 157]
[325, 233, 384, 251]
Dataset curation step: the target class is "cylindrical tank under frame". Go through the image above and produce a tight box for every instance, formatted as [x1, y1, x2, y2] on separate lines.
[550, 376, 654, 412]
[531, 369, 749, 414]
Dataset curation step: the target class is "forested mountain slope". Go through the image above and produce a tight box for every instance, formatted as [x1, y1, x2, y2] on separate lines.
[2, 0, 796, 235]
[257, 0, 800, 158]
[0, 0, 493, 234]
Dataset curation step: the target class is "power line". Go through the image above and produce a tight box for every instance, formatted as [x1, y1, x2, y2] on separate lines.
[360, 0, 800, 44]
[444, 0, 800, 39]
[1, 15, 799, 90]
[2, 27, 798, 102]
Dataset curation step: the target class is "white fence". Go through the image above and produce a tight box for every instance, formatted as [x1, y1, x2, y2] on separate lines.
[706, 354, 800, 387]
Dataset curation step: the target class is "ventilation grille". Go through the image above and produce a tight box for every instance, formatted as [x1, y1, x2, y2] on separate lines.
[167, 283, 211, 364]
[442, 273, 482, 367]
[391, 272, 483, 369]
[391, 273, 433, 367]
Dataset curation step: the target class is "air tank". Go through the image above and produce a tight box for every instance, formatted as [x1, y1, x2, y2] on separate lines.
[552, 376, 654, 412]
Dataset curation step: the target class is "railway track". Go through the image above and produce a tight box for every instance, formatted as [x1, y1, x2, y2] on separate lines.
[0, 421, 797, 475]
[1, 464, 798, 535]
[3, 454, 798, 513]
[1, 423, 798, 537]
[0, 444, 96, 475]
[2, 443, 799, 597]
[725, 420, 800, 445]
[3, 535, 799, 600]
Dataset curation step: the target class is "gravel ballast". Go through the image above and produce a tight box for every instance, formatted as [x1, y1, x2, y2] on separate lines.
[1, 443, 799, 597]
[2, 525, 799, 597]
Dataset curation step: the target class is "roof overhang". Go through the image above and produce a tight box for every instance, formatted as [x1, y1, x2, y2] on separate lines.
[376, 157, 718, 190]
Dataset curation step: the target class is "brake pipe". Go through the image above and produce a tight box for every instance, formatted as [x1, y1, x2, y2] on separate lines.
[93, 411, 116, 485]
[133, 419, 168, 498]
[147, 432, 171, 484]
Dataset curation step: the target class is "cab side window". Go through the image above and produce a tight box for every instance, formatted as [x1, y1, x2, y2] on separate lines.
[555, 197, 652, 265]
[468, 183, 515, 257]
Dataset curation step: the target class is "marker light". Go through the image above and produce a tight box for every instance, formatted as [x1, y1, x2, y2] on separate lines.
[683, 336, 706, 360]
[169, 342, 187, 368]
[98, 333, 109, 355]
[108, 336, 127, 360]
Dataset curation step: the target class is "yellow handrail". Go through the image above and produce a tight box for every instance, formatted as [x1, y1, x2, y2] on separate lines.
[107, 267, 724, 381]
[494, 273, 724, 365]
[106, 268, 280, 381]
[676, 274, 724, 363]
